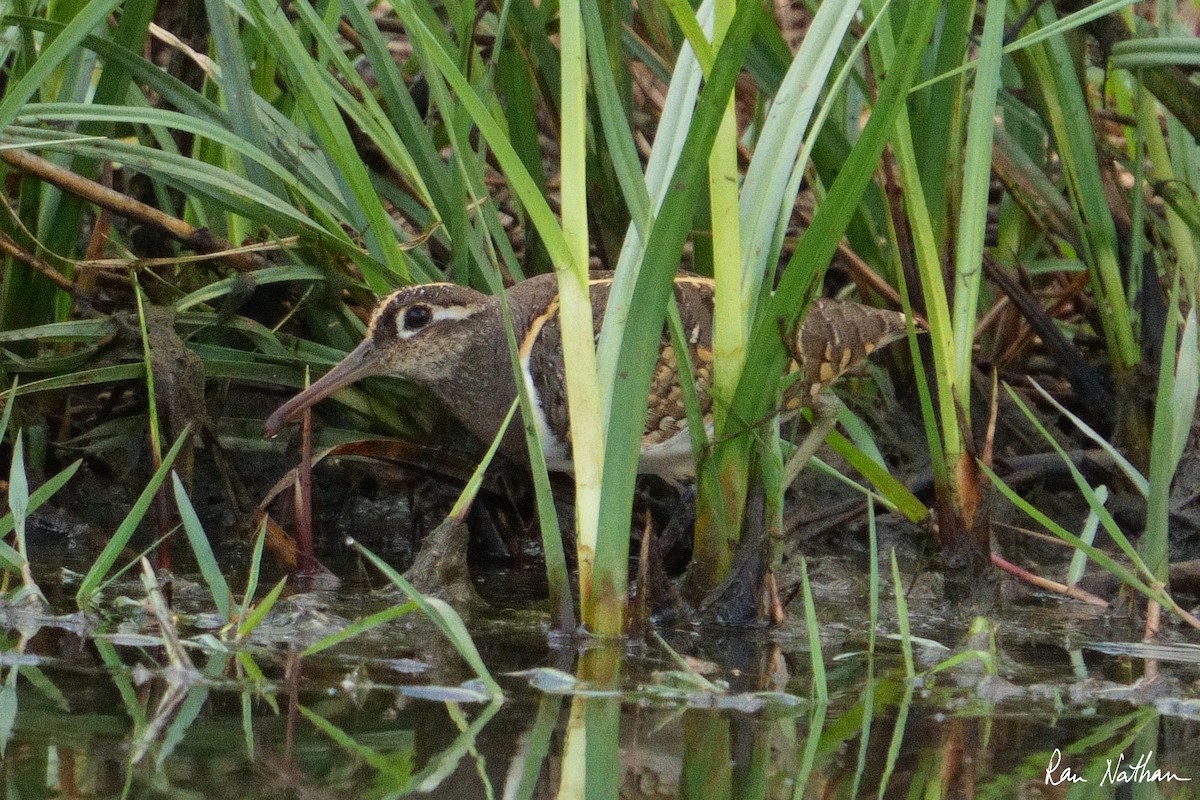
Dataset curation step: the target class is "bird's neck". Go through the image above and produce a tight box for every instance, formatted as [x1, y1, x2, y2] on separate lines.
[424, 305, 525, 456]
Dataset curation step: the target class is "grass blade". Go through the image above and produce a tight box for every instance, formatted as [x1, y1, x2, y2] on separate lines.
[75, 426, 191, 609]
[349, 539, 501, 697]
[172, 473, 232, 620]
[236, 577, 288, 640]
[301, 602, 419, 657]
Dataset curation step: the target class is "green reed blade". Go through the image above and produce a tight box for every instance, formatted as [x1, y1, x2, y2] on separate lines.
[172, 473, 232, 620]
[75, 427, 191, 609]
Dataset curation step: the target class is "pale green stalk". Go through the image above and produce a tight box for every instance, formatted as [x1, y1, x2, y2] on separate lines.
[557, 0, 605, 626]
[708, 0, 743, 425]
[1138, 87, 1199, 299]
[556, 698, 587, 800]
[951, 0, 1005, 394]
[1145, 303, 1197, 582]
[739, 0, 862, 320]
[595, 0, 711, 420]
[861, 0, 962, 477]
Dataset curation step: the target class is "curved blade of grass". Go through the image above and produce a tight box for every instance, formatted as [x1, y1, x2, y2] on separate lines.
[910, 0, 1141, 92]
[982, 462, 1200, 629]
[2, 344, 104, 375]
[75, 426, 191, 609]
[175, 313, 294, 356]
[349, 539, 500, 697]
[799, 558, 827, 704]
[0, 458, 82, 572]
[8, 431, 44, 602]
[392, 0, 570, 268]
[235, 577, 287, 639]
[172, 473, 231, 620]
[1004, 384, 1151, 577]
[17, 104, 353, 219]
[1108, 37, 1200, 69]
[301, 602, 419, 657]
[0, 318, 117, 343]
[822, 431, 927, 523]
[0, 364, 143, 400]
[298, 705, 415, 782]
[173, 265, 327, 312]
[1, 15, 216, 121]
[240, 0, 412, 289]
[1025, 378, 1148, 498]
[6, 131, 347, 240]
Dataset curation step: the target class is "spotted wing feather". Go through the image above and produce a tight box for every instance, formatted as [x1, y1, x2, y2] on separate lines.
[788, 299, 908, 400]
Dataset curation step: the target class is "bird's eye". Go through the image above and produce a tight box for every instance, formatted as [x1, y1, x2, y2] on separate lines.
[403, 305, 432, 330]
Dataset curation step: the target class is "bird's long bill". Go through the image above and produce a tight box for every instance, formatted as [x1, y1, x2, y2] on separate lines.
[263, 339, 379, 437]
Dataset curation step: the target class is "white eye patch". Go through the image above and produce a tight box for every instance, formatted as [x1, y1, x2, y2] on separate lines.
[395, 304, 482, 339]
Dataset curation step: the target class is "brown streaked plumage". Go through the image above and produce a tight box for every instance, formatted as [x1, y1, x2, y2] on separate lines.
[264, 273, 908, 480]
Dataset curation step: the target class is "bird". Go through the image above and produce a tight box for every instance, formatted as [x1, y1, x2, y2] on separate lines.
[263, 272, 909, 476]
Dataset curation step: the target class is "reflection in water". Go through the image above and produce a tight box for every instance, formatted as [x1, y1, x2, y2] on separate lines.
[0, 613, 1197, 798]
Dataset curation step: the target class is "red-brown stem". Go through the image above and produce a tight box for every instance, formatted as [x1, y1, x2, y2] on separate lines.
[151, 447, 173, 575]
[294, 407, 315, 576]
[990, 552, 1107, 607]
